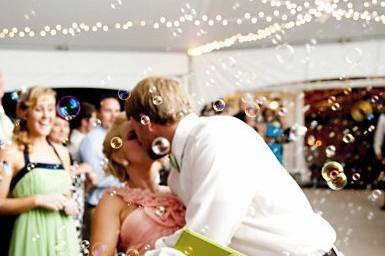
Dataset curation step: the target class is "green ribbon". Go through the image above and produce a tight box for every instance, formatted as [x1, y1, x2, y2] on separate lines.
[169, 154, 180, 172]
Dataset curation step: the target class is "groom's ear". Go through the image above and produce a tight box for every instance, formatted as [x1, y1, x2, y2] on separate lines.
[145, 120, 157, 133]
[147, 120, 156, 132]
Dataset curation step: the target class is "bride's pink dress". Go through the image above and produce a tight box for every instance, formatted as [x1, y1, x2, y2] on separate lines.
[109, 186, 186, 254]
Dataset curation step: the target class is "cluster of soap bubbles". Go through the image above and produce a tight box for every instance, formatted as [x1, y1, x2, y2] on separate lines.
[80, 240, 90, 255]
[321, 161, 347, 191]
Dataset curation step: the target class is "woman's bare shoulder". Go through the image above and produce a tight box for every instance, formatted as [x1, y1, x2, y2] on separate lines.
[0, 143, 24, 173]
[0, 143, 22, 162]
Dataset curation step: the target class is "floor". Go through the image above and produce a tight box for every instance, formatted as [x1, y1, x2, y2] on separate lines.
[303, 188, 385, 256]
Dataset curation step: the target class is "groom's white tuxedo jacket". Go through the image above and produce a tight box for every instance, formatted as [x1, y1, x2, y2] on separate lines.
[152, 113, 335, 256]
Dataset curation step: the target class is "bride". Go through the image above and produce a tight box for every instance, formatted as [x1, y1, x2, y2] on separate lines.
[91, 113, 185, 255]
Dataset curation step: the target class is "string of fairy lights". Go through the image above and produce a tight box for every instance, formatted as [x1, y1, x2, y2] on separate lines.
[0, 0, 384, 55]
[188, 0, 385, 55]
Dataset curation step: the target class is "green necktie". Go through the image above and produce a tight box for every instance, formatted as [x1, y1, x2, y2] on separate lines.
[169, 154, 180, 172]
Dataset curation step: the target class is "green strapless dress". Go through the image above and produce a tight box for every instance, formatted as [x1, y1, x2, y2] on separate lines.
[8, 162, 80, 256]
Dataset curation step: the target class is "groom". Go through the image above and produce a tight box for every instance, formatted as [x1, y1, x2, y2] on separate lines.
[125, 77, 338, 256]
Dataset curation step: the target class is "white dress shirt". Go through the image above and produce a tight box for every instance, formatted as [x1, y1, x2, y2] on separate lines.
[0, 105, 14, 144]
[68, 129, 86, 162]
[150, 113, 335, 256]
[374, 114, 385, 156]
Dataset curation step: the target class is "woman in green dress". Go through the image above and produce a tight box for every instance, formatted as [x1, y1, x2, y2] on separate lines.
[0, 86, 80, 256]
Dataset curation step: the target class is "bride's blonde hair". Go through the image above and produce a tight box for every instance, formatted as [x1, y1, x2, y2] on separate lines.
[13, 86, 56, 152]
[103, 112, 129, 181]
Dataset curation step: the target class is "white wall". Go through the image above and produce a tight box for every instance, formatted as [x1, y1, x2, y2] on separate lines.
[0, 50, 189, 92]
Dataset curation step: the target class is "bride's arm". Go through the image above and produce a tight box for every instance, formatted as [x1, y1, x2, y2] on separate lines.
[90, 192, 123, 256]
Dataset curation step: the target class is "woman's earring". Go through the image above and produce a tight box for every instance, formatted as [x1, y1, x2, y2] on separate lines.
[122, 160, 129, 167]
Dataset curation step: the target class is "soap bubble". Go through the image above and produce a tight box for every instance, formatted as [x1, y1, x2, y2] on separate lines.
[321, 161, 344, 181]
[345, 47, 363, 65]
[110, 137, 123, 149]
[140, 115, 150, 125]
[57, 96, 81, 121]
[118, 89, 130, 100]
[151, 137, 170, 156]
[152, 95, 163, 105]
[212, 99, 226, 112]
[352, 173, 361, 181]
[325, 145, 336, 158]
[110, 0, 123, 9]
[275, 44, 295, 63]
[327, 172, 347, 191]
[94, 119, 102, 128]
[342, 134, 355, 143]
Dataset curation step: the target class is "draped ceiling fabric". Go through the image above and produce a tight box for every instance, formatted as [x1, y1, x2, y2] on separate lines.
[191, 39, 385, 108]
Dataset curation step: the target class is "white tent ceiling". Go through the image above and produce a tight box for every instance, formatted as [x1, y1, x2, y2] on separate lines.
[0, 0, 384, 52]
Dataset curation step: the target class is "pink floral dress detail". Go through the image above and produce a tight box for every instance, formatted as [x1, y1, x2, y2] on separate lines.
[109, 186, 186, 254]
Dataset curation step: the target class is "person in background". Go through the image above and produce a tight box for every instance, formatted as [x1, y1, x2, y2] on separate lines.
[68, 102, 97, 162]
[373, 112, 385, 210]
[0, 73, 14, 147]
[48, 115, 97, 242]
[374, 113, 385, 162]
[79, 95, 121, 239]
[257, 105, 291, 165]
[125, 77, 337, 256]
[0, 86, 79, 256]
[91, 113, 185, 255]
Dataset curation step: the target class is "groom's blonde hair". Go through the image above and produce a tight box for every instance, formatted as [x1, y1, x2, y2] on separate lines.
[125, 76, 195, 125]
